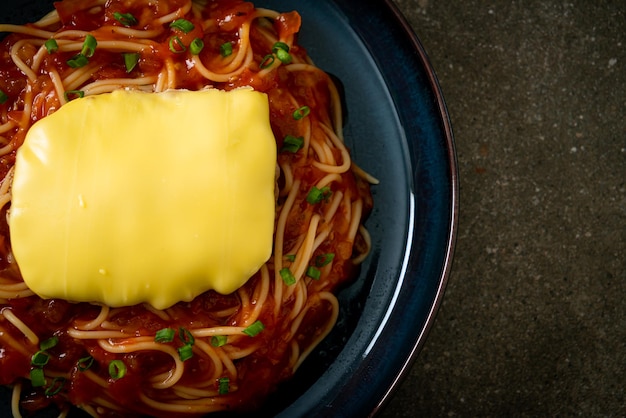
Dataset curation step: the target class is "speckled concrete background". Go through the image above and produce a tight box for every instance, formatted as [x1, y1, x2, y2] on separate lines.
[381, 1, 625, 416]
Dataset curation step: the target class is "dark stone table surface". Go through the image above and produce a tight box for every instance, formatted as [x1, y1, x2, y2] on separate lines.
[381, 1, 625, 416]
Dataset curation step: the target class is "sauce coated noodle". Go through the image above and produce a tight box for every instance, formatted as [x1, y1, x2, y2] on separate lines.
[0, 0, 375, 416]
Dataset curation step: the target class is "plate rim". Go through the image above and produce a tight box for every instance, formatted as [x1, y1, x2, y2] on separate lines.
[374, 0, 458, 412]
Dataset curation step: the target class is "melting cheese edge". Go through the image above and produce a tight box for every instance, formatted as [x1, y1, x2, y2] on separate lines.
[9, 88, 277, 309]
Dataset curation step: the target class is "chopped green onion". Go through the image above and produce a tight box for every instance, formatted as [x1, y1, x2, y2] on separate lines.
[176, 328, 195, 360]
[64, 90, 85, 101]
[306, 186, 332, 204]
[210, 335, 227, 347]
[45, 377, 65, 397]
[279, 267, 296, 286]
[285, 254, 296, 262]
[113, 12, 137, 27]
[0, 90, 7, 104]
[218, 377, 230, 395]
[30, 368, 45, 387]
[31, 351, 50, 367]
[155, 328, 175, 343]
[281, 135, 304, 153]
[275, 48, 292, 64]
[259, 54, 275, 69]
[44, 39, 58, 54]
[178, 344, 194, 361]
[293, 105, 310, 120]
[315, 253, 335, 267]
[242, 320, 264, 337]
[178, 327, 195, 346]
[272, 41, 290, 54]
[169, 18, 194, 33]
[306, 186, 322, 204]
[189, 37, 204, 55]
[81, 34, 97, 58]
[272, 42, 292, 64]
[39, 336, 59, 351]
[66, 53, 89, 68]
[123, 52, 139, 73]
[220, 42, 233, 57]
[77, 355, 94, 371]
[108, 360, 126, 380]
[168, 36, 187, 54]
[306, 266, 321, 280]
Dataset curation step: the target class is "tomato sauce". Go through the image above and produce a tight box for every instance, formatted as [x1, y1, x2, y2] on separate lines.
[0, 0, 373, 415]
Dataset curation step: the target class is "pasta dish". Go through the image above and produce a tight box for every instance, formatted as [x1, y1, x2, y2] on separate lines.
[0, 0, 375, 416]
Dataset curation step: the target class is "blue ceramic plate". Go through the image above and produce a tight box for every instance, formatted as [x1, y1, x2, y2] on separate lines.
[0, 0, 457, 416]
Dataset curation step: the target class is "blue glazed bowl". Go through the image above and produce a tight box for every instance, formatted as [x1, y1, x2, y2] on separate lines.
[0, 0, 457, 416]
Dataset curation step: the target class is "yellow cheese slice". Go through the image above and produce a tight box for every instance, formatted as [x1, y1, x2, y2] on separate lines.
[9, 88, 276, 309]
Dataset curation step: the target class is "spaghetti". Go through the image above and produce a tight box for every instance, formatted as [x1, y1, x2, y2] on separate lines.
[0, 0, 375, 416]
